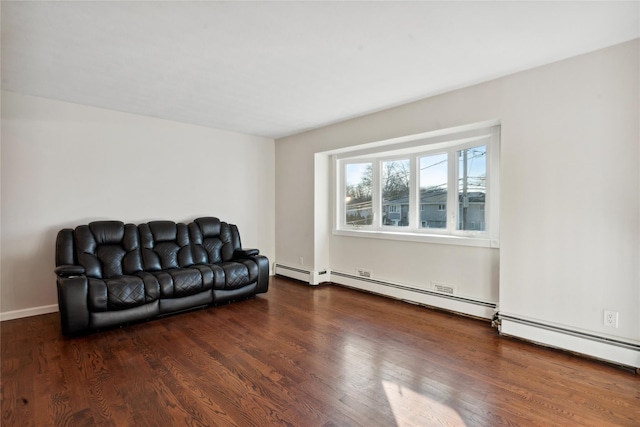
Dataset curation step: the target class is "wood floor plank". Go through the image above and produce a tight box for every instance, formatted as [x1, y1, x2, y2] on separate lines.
[2, 276, 639, 426]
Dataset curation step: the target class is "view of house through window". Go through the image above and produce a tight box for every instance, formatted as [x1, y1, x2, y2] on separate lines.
[337, 124, 499, 246]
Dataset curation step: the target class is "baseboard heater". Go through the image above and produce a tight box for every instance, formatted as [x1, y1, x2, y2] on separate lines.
[499, 313, 640, 370]
[274, 263, 329, 285]
[330, 270, 496, 319]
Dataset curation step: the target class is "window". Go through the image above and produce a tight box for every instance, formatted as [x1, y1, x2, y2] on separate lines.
[345, 163, 373, 227]
[419, 152, 447, 229]
[382, 159, 410, 227]
[458, 145, 486, 231]
[335, 123, 500, 247]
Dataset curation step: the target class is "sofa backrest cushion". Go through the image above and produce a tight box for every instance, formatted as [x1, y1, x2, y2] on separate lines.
[63, 217, 247, 278]
[74, 221, 143, 279]
[140, 221, 194, 270]
[190, 217, 237, 263]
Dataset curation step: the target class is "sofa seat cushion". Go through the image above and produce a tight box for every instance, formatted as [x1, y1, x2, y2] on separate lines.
[150, 267, 213, 298]
[219, 260, 259, 290]
[89, 276, 153, 311]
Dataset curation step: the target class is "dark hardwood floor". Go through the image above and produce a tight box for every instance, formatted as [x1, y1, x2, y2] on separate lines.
[2, 276, 639, 426]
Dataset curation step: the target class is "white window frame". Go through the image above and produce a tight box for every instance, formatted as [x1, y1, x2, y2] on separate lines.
[334, 122, 500, 248]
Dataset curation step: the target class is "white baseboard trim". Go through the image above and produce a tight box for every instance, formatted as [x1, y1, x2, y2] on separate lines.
[274, 263, 330, 285]
[499, 313, 640, 369]
[1, 304, 59, 322]
[330, 270, 497, 319]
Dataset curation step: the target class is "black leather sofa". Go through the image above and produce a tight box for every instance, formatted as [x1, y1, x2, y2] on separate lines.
[55, 217, 269, 335]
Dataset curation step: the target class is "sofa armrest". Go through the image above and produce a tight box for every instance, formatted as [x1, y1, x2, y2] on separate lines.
[233, 248, 260, 259]
[55, 264, 86, 277]
[253, 255, 270, 294]
[57, 276, 90, 336]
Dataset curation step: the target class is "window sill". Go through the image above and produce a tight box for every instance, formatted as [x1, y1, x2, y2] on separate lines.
[333, 228, 499, 248]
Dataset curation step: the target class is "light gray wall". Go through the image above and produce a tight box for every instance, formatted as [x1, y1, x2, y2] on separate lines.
[276, 40, 639, 344]
[0, 91, 276, 316]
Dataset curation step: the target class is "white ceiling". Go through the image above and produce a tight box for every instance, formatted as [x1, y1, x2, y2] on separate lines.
[2, 1, 639, 139]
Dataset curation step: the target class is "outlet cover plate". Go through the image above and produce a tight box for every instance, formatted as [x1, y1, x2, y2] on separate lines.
[604, 310, 619, 328]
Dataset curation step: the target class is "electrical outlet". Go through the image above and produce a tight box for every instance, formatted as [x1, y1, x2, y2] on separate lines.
[299, 257, 304, 265]
[604, 310, 619, 328]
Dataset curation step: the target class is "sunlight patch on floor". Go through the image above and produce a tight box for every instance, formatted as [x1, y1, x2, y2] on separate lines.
[382, 380, 467, 427]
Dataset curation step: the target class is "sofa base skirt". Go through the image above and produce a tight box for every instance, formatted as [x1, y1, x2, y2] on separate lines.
[159, 290, 213, 314]
[90, 301, 160, 330]
[214, 283, 258, 304]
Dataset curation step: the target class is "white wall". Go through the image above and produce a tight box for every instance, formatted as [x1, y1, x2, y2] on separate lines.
[276, 40, 639, 348]
[1, 91, 275, 317]
[498, 41, 639, 351]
